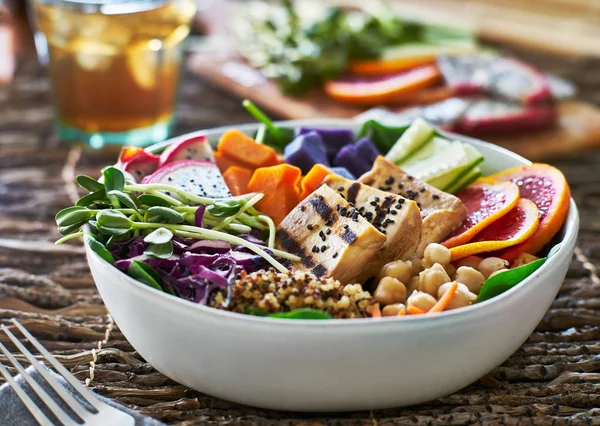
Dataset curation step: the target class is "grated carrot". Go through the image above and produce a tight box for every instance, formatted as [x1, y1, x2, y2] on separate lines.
[407, 305, 427, 315]
[429, 282, 459, 313]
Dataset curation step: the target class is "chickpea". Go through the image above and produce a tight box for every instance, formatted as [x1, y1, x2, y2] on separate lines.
[423, 243, 451, 267]
[455, 266, 485, 294]
[406, 276, 420, 299]
[477, 257, 509, 279]
[419, 263, 451, 297]
[409, 256, 423, 276]
[445, 263, 457, 281]
[382, 303, 406, 317]
[437, 282, 477, 310]
[456, 255, 483, 270]
[407, 291, 437, 312]
[374, 277, 407, 306]
[380, 260, 412, 284]
[512, 253, 539, 268]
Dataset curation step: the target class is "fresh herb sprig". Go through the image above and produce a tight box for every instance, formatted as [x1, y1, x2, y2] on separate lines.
[55, 167, 299, 273]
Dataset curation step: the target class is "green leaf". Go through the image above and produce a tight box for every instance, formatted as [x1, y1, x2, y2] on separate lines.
[103, 166, 125, 193]
[97, 225, 131, 236]
[128, 260, 163, 291]
[107, 190, 138, 210]
[147, 206, 185, 224]
[56, 206, 86, 222]
[242, 100, 294, 151]
[477, 257, 548, 303]
[245, 307, 268, 316]
[144, 241, 174, 259]
[58, 223, 85, 236]
[96, 210, 132, 230]
[84, 233, 114, 264]
[56, 208, 96, 227]
[144, 227, 173, 244]
[76, 175, 104, 192]
[76, 189, 107, 207]
[138, 194, 171, 207]
[267, 309, 332, 320]
[207, 199, 245, 218]
[358, 120, 410, 153]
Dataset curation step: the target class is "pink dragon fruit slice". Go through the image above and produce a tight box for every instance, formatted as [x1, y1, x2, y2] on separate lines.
[438, 55, 554, 105]
[158, 135, 215, 167]
[117, 147, 160, 182]
[451, 99, 558, 137]
[142, 160, 231, 198]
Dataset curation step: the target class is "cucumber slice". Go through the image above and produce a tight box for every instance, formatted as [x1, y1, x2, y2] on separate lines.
[428, 142, 484, 190]
[402, 142, 469, 182]
[446, 166, 482, 194]
[400, 136, 452, 167]
[385, 118, 435, 165]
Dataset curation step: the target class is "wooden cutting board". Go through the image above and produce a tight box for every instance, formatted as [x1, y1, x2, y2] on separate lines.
[187, 1, 600, 161]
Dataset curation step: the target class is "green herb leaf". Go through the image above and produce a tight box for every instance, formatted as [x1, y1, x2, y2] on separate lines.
[76, 175, 104, 192]
[56, 208, 96, 228]
[58, 223, 85, 236]
[97, 226, 131, 236]
[144, 241, 174, 259]
[147, 206, 185, 223]
[242, 100, 294, 151]
[103, 166, 125, 193]
[358, 120, 410, 153]
[245, 307, 269, 316]
[138, 194, 171, 207]
[144, 227, 173, 244]
[96, 210, 133, 230]
[128, 260, 163, 291]
[56, 206, 87, 223]
[76, 189, 107, 207]
[84, 233, 115, 264]
[207, 199, 245, 218]
[477, 257, 548, 303]
[107, 190, 138, 210]
[267, 309, 332, 320]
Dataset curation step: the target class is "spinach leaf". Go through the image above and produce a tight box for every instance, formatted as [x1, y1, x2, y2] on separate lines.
[245, 307, 268, 316]
[268, 309, 332, 320]
[128, 260, 163, 291]
[84, 234, 115, 264]
[477, 258, 547, 303]
[358, 120, 410, 153]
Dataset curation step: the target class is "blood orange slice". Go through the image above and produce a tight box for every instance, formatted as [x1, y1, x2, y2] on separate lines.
[442, 180, 520, 249]
[449, 198, 539, 261]
[487, 164, 571, 262]
[324, 65, 441, 106]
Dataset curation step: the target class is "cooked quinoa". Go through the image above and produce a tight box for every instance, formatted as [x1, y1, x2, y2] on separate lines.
[210, 269, 378, 319]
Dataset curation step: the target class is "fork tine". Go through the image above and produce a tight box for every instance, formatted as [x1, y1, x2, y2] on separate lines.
[2, 324, 93, 420]
[0, 340, 79, 426]
[0, 359, 54, 426]
[10, 319, 102, 409]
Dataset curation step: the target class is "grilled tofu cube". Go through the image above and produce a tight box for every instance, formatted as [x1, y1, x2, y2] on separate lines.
[359, 156, 467, 254]
[324, 175, 422, 281]
[276, 185, 386, 284]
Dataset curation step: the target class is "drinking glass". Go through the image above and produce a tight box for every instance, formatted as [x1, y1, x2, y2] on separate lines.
[31, 0, 196, 148]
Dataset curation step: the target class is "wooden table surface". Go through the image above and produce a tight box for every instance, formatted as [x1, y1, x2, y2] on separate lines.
[1, 32, 600, 425]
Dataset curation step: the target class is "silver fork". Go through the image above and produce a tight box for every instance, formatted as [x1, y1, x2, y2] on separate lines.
[0, 319, 135, 426]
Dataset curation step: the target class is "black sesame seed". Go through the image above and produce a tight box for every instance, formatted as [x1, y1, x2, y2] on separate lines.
[374, 197, 380, 202]
[432, 194, 440, 200]
[307, 224, 314, 230]
[321, 245, 327, 252]
[379, 186, 392, 191]
[370, 200, 378, 206]
[336, 204, 341, 212]
[326, 228, 331, 235]
[337, 186, 344, 192]
[339, 207, 347, 216]
[343, 224, 349, 229]
[419, 187, 426, 193]
[407, 175, 415, 180]
[385, 176, 394, 185]
[167, 177, 172, 181]
[397, 183, 404, 189]
[319, 231, 326, 241]
[391, 210, 397, 215]
[333, 252, 338, 259]
[417, 202, 421, 208]
[300, 205, 306, 212]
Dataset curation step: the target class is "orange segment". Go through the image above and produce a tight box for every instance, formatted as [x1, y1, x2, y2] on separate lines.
[449, 199, 540, 261]
[486, 164, 571, 262]
[323, 65, 441, 106]
[442, 180, 520, 249]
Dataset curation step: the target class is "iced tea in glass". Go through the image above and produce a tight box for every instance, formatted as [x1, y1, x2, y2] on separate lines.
[33, 0, 196, 147]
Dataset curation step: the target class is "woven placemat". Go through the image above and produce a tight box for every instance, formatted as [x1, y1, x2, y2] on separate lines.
[1, 53, 599, 425]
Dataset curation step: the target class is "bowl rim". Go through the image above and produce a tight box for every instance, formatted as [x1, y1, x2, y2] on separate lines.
[86, 119, 580, 326]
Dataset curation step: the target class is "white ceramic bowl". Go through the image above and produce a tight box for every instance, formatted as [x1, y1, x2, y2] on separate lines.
[86, 120, 579, 412]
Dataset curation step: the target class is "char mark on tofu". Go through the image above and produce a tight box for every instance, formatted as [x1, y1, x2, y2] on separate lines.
[358, 156, 467, 255]
[347, 182, 361, 204]
[276, 185, 386, 284]
[276, 229, 316, 268]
